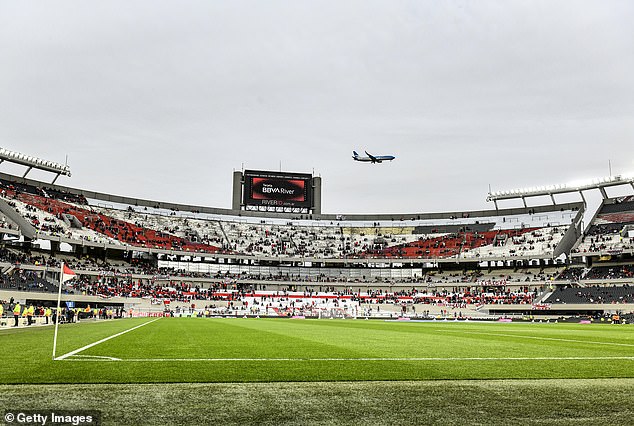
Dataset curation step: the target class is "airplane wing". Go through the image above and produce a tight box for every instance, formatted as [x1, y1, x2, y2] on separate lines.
[365, 151, 380, 163]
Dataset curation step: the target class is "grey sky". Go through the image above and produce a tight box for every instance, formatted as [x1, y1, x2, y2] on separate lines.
[1, 1, 634, 214]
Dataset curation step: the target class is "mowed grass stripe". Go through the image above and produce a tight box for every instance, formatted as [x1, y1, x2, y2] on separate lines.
[436, 321, 634, 342]
[442, 329, 634, 347]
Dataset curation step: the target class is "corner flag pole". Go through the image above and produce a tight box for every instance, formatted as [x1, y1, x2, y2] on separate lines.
[52, 262, 65, 360]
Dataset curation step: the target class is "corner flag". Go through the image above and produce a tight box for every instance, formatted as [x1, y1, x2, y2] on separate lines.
[61, 264, 76, 284]
[53, 262, 78, 360]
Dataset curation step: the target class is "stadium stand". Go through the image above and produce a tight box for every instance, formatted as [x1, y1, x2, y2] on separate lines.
[0, 172, 632, 322]
[543, 284, 634, 304]
[0, 177, 578, 261]
[0, 270, 56, 293]
[572, 196, 634, 256]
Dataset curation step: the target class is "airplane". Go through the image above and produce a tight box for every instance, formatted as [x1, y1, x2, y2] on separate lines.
[352, 150, 396, 163]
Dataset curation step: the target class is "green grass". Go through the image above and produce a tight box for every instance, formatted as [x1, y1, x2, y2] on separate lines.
[2, 380, 634, 425]
[1, 318, 633, 424]
[1, 317, 633, 383]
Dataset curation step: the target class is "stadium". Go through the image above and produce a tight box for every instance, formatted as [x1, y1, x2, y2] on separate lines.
[1, 146, 634, 424]
[3, 2, 634, 425]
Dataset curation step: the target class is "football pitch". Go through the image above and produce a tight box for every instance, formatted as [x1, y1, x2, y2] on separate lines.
[2, 317, 634, 424]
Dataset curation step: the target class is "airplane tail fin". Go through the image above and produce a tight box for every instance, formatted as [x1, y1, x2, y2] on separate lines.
[352, 151, 359, 157]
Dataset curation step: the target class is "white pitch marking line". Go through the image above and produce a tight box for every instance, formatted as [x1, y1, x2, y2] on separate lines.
[70, 354, 122, 361]
[441, 330, 634, 347]
[55, 318, 160, 361]
[59, 356, 634, 362]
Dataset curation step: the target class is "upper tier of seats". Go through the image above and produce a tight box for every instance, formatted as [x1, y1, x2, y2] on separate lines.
[1, 180, 221, 253]
[0, 178, 576, 260]
[572, 196, 634, 255]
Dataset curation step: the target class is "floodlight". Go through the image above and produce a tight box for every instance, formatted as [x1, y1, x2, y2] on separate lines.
[0, 147, 71, 183]
[488, 173, 634, 204]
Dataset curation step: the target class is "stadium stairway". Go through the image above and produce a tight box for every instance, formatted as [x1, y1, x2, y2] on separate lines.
[531, 290, 554, 305]
[0, 196, 37, 239]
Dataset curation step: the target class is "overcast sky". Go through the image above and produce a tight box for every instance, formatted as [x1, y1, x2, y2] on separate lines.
[1, 1, 634, 215]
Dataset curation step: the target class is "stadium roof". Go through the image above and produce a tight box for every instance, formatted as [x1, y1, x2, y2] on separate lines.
[487, 174, 634, 207]
[0, 147, 71, 183]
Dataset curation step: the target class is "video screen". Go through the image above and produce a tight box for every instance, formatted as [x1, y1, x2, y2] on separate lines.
[243, 170, 312, 208]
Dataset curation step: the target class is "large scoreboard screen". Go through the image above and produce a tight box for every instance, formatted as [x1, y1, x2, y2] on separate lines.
[243, 170, 312, 209]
